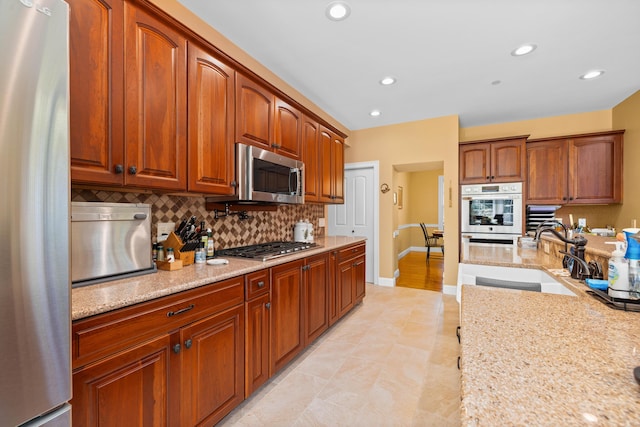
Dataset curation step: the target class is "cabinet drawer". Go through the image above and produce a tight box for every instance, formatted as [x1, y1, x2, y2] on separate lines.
[72, 276, 244, 369]
[337, 243, 365, 261]
[246, 269, 270, 300]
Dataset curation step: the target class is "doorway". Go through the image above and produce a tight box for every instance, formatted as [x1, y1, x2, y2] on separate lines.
[327, 161, 379, 285]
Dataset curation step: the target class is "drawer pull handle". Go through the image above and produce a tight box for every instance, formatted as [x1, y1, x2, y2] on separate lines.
[167, 304, 195, 317]
[257, 281, 265, 288]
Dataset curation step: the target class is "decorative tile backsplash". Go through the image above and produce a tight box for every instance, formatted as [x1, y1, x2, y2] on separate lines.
[71, 189, 324, 249]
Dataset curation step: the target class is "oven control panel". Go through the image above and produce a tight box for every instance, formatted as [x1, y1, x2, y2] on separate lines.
[461, 182, 522, 194]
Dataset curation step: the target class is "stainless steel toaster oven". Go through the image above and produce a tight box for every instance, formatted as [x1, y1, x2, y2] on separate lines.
[71, 202, 155, 286]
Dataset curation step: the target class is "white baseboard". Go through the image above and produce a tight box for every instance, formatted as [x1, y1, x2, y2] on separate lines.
[378, 277, 395, 287]
[443, 284, 457, 296]
[410, 246, 443, 254]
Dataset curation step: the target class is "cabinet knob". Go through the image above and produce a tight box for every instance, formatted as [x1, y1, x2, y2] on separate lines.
[114, 164, 124, 174]
[128, 165, 137, 175]
[257, 281, 265, 288]
[486, 176, 490, 180]
[265, 302, 271, 309]
[184, 339, 192, 349]
[231, 180, 237, 188]
[172, 343, 181, 354]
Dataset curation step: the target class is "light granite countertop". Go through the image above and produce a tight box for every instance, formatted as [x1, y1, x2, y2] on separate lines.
[72, 236, 366, 321]
[459, 242, 640, 426]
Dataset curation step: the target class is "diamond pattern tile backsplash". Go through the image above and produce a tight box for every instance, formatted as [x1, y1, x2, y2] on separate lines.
[71, 189, 325, 249]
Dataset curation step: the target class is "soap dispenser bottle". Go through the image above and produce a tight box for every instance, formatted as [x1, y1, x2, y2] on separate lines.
[606, 241, 629, 299]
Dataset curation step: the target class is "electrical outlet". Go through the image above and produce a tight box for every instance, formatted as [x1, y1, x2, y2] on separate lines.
[578, 218, 587, 227]
[318, 217, 325, 227]
[157, 222, 175, 242]
[543, 242, 550, 254]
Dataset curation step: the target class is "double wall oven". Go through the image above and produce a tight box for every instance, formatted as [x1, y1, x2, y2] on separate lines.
[461, 182, 523, 244]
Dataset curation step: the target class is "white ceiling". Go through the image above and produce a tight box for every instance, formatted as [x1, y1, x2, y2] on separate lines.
[177, 0, 640, 131]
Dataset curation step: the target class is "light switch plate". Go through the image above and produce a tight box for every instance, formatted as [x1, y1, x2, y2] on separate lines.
[318, 217, 325, 227]
[578, 218, 587, 227]
[157, 222, 175, 242]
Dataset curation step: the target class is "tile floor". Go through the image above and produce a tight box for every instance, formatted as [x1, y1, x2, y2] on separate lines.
[219, 283, 461, 426]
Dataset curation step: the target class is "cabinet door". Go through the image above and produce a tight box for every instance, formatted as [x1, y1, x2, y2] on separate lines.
[274, 98, 302, 159]
[302, 116, 320, 202]
[187, 43, 236, 194]
[570, 134, 622, 204]
[270, 260, 304, 373]
[526, 140, 568, 204]
[304, 253, 329, 346]
[69, 0, 124, 185]
[354, 254, 366, 303]
[72, 334, 176, 427]
[490, 139, 525, 183]
[337, 258, 355, 318]
[180, 305, 244, 427]
[124, 3, 187, 190]
[319, 127, 333, 202]
[235, 74, 273, 150]
[245, 293, 270, 397]
[459, 143, 490, 184]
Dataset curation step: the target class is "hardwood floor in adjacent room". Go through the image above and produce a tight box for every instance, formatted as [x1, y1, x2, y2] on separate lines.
[397, 251, 444, 292]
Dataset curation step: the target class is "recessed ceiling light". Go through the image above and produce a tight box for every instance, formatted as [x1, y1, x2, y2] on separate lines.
[380, 76, 396, 86]
[580, 70, 605, 80]
[326, 1, 351, 21]
[370, 110, 381, 117]
[491, 80, 502, 86]
[511, 44, 537, 56]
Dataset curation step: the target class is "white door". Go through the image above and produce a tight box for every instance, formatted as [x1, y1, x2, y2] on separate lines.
[328, 163, 378, 284]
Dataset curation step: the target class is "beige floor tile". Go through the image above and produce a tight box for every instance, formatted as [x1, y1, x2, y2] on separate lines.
[219, 284, 462, 427]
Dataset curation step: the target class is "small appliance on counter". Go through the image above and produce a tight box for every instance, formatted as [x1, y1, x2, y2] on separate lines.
[71, 202, 156, 286]
[294, 220, 314, 243]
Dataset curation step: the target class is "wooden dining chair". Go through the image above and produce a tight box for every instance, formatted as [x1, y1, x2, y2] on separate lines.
[420, 223, 444, 262]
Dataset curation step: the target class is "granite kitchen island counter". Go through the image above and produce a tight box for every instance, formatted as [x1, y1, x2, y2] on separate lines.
[72, 236, 365, 320]
[459, 241, 640, 426]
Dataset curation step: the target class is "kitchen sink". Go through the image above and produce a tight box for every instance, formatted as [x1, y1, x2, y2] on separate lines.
[456, 263, 576, 303]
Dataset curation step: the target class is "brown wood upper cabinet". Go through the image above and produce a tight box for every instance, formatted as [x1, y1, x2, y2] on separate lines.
[69, 0, 188, 190]
[527, 131, 624, 205]
[459, 136, 527, 184]
[123, 2, 187, 190]
[319, 125, 345, 203]
[187, 43, 236, 195]
[236, 74, 302, 160]
[68, 0, 124, 185]
[302, 116, 321, 202]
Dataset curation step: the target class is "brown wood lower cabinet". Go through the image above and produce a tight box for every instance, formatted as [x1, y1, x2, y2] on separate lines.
[180, 305, 244, 426]
[71, 244, 366, 425]
[71, 333, 177, 426]
[270, 259, 305, 373]
[71, 276, 244, 427]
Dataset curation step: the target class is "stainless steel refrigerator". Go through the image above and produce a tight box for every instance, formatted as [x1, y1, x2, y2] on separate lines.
[0, 0, 71, 425]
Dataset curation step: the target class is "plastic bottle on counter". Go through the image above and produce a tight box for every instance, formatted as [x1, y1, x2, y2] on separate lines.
[605, 241, 629, 299]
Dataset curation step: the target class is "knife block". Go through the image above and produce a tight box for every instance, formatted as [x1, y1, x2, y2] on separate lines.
[163, 232, 195, 266]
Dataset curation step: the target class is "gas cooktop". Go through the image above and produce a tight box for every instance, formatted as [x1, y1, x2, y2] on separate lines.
[216, 241, 318, 261]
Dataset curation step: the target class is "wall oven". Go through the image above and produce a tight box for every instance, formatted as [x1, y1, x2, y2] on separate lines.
[460, 182, 523, 244]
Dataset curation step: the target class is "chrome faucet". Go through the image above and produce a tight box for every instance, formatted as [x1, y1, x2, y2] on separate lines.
[534, 222, 590, 280]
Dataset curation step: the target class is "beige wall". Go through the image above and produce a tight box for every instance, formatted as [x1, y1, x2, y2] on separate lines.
[346, 116, 459, 285]
[613, 90, 640, 230]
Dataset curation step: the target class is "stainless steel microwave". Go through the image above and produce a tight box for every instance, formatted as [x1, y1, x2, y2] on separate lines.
[208, 143, 305, 204]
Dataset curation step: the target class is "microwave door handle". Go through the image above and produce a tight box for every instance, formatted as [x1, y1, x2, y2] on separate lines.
[291, 167, 301, 195]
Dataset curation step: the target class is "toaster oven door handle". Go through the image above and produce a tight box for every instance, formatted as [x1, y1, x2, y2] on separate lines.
[133, 213, 148, 220]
